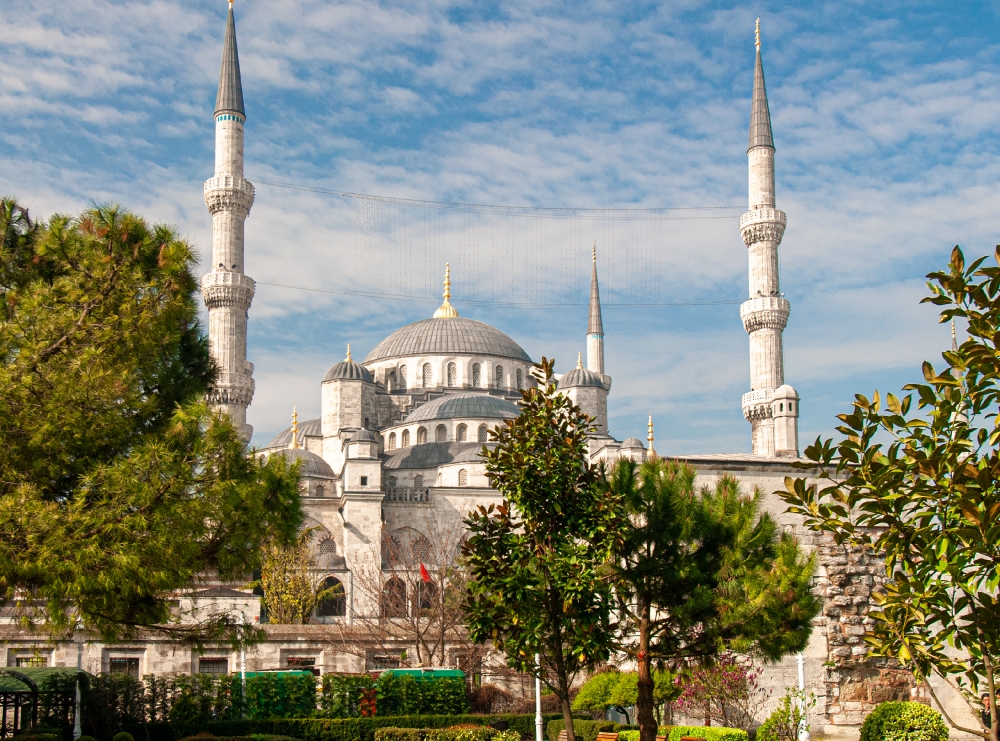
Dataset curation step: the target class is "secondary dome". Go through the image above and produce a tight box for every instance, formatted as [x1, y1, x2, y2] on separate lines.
[272, 447, 335, 478]
[266, 418, 321, 449]
[621, 437, 646, 449]
[363, 317, 531, 364]
[324, 343, 373, 382]
[560, 366, 604, 389]
[404, 392, 520, 424]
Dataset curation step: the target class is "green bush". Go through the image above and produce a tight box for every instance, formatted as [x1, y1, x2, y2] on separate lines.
[376, 730, 425, 741]
[546, 719, 618, 741]
[78, 737, 98, 741]
[859, 702, 948, 741]
[668, 727, 747, 741]
[618, 732, 639, 741]
[113, 733, 136, 741]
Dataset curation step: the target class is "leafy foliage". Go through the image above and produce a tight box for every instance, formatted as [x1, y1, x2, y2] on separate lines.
[545, 720, 618, 741]
[0, 200, 302, 642]
[779, 246, 1000, 741]
[463, 358, 625, 739]
[859, 702, 949, 741]
[573, 670, 676, 724]
[609, 459, 818, 741]
[252, 529, 343, 624]
[673, 656, 769, 731]
[754, 690, 815, 741]
[665, 727, 748, 741]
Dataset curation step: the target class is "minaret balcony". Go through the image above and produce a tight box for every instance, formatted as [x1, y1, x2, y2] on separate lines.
[740, 208, 786, 246]
[201, 271, 255, 310]
[207, 371, 255, 407]
[741, 389, 774, 421]
[740, 296, 790, 333]
[204, 176, 255, 216]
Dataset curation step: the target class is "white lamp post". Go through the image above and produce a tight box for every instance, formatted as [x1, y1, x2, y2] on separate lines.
[73, 620, 83, 740]
[535, 654, 543, 741]
[797, 653, 809, 741]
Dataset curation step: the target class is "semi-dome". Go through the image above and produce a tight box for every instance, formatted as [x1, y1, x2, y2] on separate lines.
[266, 418, 321, 449]
[621, 437, 646, 449]
[363, 317, 531, 364]
[404, 392, 520, 424]
[272, 447, 335, 478]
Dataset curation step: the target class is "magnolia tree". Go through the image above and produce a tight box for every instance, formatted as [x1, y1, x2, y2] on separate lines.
[781, 247, 1000, 741]
[673, 655, 769, 730]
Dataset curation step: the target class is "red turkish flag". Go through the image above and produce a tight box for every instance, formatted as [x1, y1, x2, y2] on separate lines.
[419, 563, 431, 583]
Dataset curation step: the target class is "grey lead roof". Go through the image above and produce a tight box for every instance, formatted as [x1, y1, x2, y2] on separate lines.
[588, 257, 604, 336]
[265, 418, 321, 449]
[272, 447, 336, 479]
[404, 392, 520, 424]
[748, 48, 773, 150]
[559, 366, 604, 389]
[363, 316, 531, 364]
[215, 5, 245, 117]
[324, 359, 373, 383]
[383, 441, 497, 470]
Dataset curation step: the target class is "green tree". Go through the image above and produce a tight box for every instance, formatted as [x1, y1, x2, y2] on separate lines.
[780, 246, 1000, 741]
[463, 358, 624, 741]
[573, 669, 678, 725]
[254, 528, 344, 624]
[610, 458, 819, 741]
[0, 200, 302, 643]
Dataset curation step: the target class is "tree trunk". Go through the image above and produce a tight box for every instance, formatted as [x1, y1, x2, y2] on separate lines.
[560, 685, 576, 741]
[636, 598, 657, 741]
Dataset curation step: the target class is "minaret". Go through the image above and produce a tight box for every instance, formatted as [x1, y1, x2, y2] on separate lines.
[202, 0, 256, 439]
[587, 245, 605, 376]
[740, 19, 798, 457]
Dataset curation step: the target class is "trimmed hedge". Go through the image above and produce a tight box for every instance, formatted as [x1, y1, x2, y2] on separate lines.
[546, 720, 619, 741]
[859, 702, 948, 741]
[668, 727, 746, 741]
[375, 729, 520, 741]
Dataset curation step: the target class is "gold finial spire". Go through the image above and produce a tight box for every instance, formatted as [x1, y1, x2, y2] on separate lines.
[592, 242, 597, 263]
[755, 17, 761, 52]
[346, 343, 352, 361]
[576, 352, 583, 369]
[951, 319, 957, 352]
[433, 262, 460, 318]
[647, 414, 656, 459]
[290, 406, 301, 450]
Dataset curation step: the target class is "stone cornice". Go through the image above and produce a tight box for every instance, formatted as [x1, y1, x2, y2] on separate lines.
[201, 271, 255, 310]
[740, 296, 790, 333]
[740, 208, 786, 247]
[204, 176, 255, 217]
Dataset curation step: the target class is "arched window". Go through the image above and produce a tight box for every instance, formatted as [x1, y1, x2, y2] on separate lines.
[414, 580, 436, 611]
[472, 363, 481, 388]
[458, 469, 468, 486]
[495, 365, 504, 389]
[435, 424, 447, 442]
[457, 424, 468, 442]
[417, 427, 427, 445]
[317, 576, 346, 618]
[388, 432, 396, 450]
[387, 371, 396, 391]
[447, 362, 457, 386]
[381, 577, 408, 618]
[399, 365, 407, 387]
[402, 429, 410, 447]
[315, 484, 325, 497]
[414, 475, 424, 490]
[422, 363, 432, 388]
[387, 476, 397, 488]
[516, 369, 523, 389]
[790, 403, 795, 412]
[320, 538, 337, 555]
[779, 403, 784, 412]
[478, 424, 488, 443]
[411, 535, 432, 563]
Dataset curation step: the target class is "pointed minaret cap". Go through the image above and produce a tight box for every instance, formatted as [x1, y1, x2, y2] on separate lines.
[289, 406, 301, 450]
[433, 263, 460, 318]
[748, 18, 774, 151]
[588, 243, 604, 336]
[951, 319, 958, 352]
[215, 1, 246, 118]
[647, 414, 656, 459]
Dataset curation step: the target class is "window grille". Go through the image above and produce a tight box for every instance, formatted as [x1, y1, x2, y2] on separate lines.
[399, 365, 407, 386]
[417, 427, 427, 444]
[435, 425, 447, 442]
[199, 658, 228, 675]
[422, 363, 431, 388]
[495, 366, 504, 389]
[516, 369, 523, 389]
[388, 432, 396, 450]
[457, 424, 467, 442]
[472, 363, 481, 387]
[447, 362, 456, 386]
[402, 429, 410, 447]
[478, 424, 488, 442]
[109, 658, 140, 678]
[458, 469, 468, 486]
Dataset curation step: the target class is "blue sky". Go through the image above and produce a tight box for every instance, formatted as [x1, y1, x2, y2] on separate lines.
[3, 0, 999, 452]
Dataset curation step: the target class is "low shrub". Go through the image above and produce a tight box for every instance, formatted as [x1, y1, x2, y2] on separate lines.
[546, 720, 618, 741]
[618, 732, 639, 741]
[376, 730, 424, 741]
[859, 702, 948, 741]
[78, 737, 98, 741]
[114, 732, 136, 741]
[668, 727, 747, 741]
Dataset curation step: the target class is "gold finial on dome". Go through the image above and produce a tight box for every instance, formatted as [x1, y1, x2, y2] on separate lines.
[592, 243, 597, 263]
[290, 406, 301, 450]
[647, 414, 656, 460]
[577, 352, 583, 369]
[346, 343, 352, 361]
[755, 17, 761, 52]
[433, 262, 460, 319]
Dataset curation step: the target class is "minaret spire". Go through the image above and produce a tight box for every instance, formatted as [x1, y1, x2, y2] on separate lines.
[202, 3, 256, 439]
[586, 244, 605, 375]
[739, 19, 798, 457]
[434, 262, 459, 318]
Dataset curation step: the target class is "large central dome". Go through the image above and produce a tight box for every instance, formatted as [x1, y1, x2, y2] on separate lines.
[363, 316, 531, 364]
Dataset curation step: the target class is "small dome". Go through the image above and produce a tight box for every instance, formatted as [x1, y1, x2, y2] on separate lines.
[560, 366, 604, 389]
[349, 429, 379, 443]
[404, 392, 520, 424]
[364, 317, 531, 364]
[266, 418, 321, 449]
[324, 359, 373, 383]
[773, 384, 798, 400]
[273, 447, 335, 479]
[621, 437, 646, 449]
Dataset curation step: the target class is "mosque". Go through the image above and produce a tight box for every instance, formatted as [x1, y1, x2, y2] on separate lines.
[7, 8, 975, 740]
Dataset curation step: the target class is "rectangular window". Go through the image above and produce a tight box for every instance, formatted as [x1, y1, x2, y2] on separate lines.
[198, 658, 228, 675]
[360, 476, 368, 486]
[16, 655, 48, 667]
[372, 655, 401, 670]
[286, 656, 319, 675]
[109, 657, 140, 678]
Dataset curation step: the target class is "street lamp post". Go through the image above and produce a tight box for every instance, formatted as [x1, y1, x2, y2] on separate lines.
[535, 654, 543, 741]
[797, 653, 810, 741]
[73, 621, 83, 740]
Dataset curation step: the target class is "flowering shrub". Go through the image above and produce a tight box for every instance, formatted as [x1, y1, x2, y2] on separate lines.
[673, 656, 768, 731]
